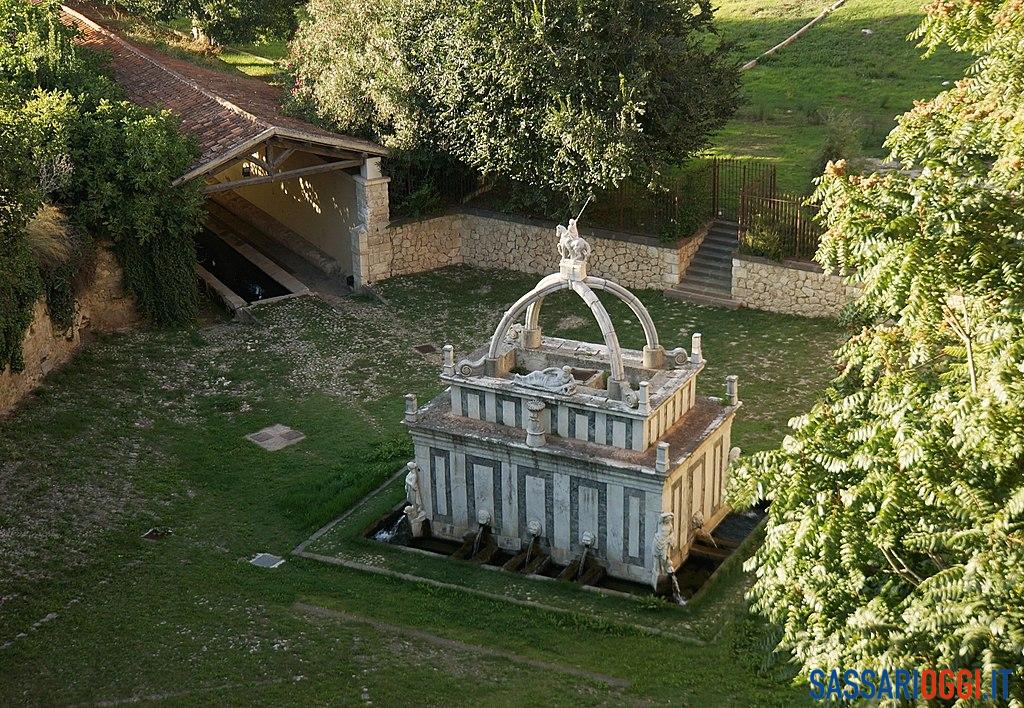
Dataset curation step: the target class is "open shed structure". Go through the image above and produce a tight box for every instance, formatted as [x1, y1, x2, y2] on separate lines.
[62, 4, 390, 291]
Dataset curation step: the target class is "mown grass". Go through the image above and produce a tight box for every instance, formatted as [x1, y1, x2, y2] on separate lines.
[0, 267, 844, 705]
[713, 0, 972, 193]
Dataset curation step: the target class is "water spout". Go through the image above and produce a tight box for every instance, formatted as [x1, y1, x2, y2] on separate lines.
[670, 573, 686, 606]
[575, 545, 589, 581]
[373, 515, 406, 542]
[471, 523, 485, 557]
[575, 531, 596, 581]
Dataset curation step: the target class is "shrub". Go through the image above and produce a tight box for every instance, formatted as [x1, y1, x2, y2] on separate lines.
[668, 161, 713, 240]
[0, 0, 204, 370]
[739, 213, 785, 261]
[814, 109, 862, 176]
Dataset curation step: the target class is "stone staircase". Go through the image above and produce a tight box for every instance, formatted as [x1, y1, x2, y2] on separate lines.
[667, 221, 739, 308]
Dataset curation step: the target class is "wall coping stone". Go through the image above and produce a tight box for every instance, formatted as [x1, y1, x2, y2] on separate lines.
[733, 252, 825, 274]
[389, 205, 706, 250]
[386, 209, 462, 230]
[459, 206, 705, 249]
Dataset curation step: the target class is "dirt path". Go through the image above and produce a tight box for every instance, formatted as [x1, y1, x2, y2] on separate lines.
[293, 602, 632, 689]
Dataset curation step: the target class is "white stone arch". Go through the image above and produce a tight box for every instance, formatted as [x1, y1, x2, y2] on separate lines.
[486, 274, 627, 384]
[523, 275, 661, 351]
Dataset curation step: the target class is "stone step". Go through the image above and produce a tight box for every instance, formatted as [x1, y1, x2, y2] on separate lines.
[666, 284, 739, 309]
[685, 262, 732, 281]
[680, 275, 732, 294]
[690, 251, 733, 267]
[702, 242, 737, 254]
[703, 236, 738, 250]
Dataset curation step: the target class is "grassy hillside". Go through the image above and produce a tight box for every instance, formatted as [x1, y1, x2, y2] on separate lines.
[712, 0, 972, 193]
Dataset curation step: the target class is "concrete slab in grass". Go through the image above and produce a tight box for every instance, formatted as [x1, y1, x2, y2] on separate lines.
[246, 424, 305, 451]
[250, 553, 285, 569]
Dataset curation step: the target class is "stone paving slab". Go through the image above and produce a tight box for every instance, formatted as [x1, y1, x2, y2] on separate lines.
[246, 424, 305, 451]
[250, 553, 285, 569]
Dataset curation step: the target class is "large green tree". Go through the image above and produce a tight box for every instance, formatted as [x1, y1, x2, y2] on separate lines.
[729, 0, 1024, 696]
[291, 0, 740, 200]
[110, 0, 300, 45]
[0, 0, 203, 371]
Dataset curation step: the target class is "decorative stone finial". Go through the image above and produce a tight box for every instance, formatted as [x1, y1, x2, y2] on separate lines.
[656, 441, 670, 474]
[404, 393, 418, 423]
[556, 218, 591, 281]
[638, 381, 651, 414]
[725, 375, 739, 405]
[690, 333, 703, 364]
[442, 345, 455, 376]
[525, 398, 547, 448]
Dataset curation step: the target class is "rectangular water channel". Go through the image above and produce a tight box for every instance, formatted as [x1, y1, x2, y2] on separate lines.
[365, 503, 765, 602]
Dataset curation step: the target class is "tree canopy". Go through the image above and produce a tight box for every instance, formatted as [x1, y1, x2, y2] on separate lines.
[291, 0, 740, 201]
[111, 0, 301, 44]
[729, 0, 1024, 696]
[0, 0, 203, 371]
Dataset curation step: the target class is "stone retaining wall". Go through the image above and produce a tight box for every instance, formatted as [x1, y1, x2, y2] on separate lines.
[1, 244, 139, 414]
[380, 213, 463, 279]
[377, 209, 704, 291]
[732, 253, 860, 317]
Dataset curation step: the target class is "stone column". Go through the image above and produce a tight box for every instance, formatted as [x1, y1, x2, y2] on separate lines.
[350, 157, 391, 293]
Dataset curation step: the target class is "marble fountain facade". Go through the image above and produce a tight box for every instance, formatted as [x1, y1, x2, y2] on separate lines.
[401, 220, 742, 589]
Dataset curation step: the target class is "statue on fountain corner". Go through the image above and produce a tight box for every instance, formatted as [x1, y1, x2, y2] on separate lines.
[404, 461, 427, 537]
[653, 512, 684, 603]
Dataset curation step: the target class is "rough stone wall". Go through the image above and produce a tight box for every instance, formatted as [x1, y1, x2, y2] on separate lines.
[374, 210, 699, 290]
[0, 244, 139, 414]
[732, 254, 860, 317]
[459, 212, 693, 290]
[380, 213, 464, 279]
[676, 224, 706, 282]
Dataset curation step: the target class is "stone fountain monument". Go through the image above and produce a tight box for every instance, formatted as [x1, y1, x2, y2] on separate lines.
[402, 218, 742, 590]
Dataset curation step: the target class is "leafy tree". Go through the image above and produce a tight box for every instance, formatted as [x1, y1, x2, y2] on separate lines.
[0, 0, 203, 368]
[113, 0, 301, 45]
[292, 0, 740, 200]
[729, 0, 1024, 696]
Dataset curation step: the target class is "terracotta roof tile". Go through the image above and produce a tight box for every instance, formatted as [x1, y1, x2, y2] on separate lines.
[60, 4, 385, 181]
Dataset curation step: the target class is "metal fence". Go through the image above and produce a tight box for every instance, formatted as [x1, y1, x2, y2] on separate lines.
[388, 156, 820, 256]
[738, 190, 823, 261]
[710, 157, 776, 222]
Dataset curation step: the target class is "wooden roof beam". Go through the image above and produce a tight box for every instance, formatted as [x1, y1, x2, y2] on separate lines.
[202, 159, 362, 194]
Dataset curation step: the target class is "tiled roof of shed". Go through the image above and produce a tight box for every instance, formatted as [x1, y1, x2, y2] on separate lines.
[60, 4, 386, 182]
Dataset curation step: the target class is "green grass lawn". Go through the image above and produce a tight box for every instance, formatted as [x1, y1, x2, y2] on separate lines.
[80, 4, 288, 82]
[712, 0, 972, 194]
[0, 267, 845, 705]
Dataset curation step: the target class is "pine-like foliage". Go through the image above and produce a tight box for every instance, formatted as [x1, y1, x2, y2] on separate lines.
[729, 1, 1024, 700]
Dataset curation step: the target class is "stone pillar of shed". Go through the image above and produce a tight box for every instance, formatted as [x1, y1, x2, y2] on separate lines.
[350, 157, 391, 293]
